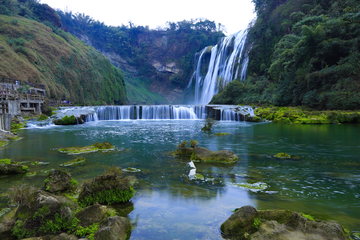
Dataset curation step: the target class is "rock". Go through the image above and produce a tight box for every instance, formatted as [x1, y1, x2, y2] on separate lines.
[78, 169, 134, 207]
[94, 216, 131, 240]
[221, 205, 259, 238]
[273, 152, 291, 159]
[58, 142, 114, 155]
[214, 133, 230, 136]
[60, 157, 86, 167]
[122, 167, 141, 173]
[13, 191, 78, 237]
[191, 146, 239, 163]
[172, 146, 194, 156]
[222, 206, 351, 240]
[53, 115, 77, 125]
[0, 159, 29, 175]
[0, 222, 15, 240]
[44, 170, 72, 193]
[246, 116, 262, 122]
[50, 233, 78, 240]
[75, 204, 108, 227]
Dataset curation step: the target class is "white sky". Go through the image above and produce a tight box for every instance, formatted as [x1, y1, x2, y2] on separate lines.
[40, 0, 256, 35]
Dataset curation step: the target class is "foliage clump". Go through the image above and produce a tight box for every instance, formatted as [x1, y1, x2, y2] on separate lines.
[190, 139, 198, 148]
[177, 140, 188, 148]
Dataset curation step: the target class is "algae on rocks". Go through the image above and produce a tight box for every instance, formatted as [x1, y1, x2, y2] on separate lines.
[58, 142, 114, 155]
[0, 159, 29, 175]
[44, 169, 77, 193]
[221, 205, 351, 240]
[77, 167, 135, 207]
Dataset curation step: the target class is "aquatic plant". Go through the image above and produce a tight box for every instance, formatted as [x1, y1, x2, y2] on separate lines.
[177, 140, 188, 148]
[74, 222, 100, 240]
[0, 159, 11, 164]
[252, 217, 261, 229]
[301, 213, 315, 221]
[60, 157, 86, 166]
[273, 152, 291, 159]
[190, 139, 198, 148]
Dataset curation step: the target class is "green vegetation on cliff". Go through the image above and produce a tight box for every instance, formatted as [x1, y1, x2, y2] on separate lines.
[212, 0, 360, 110]
[0, 0, 126, 105]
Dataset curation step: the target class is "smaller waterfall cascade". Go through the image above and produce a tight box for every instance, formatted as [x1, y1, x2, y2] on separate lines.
[191, 30, 249, 105]
[83, 105, 255, 122]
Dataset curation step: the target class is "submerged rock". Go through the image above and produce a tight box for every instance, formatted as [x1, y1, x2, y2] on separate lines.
[221, 206, 351, 240]
[191, 146, 239, 164]
[123, 167, 141, 173]
[58, 142, 114, 155]
[273, 152, 291, 159]
[214, 133, 230, 136]
[60, 157, 86, 167]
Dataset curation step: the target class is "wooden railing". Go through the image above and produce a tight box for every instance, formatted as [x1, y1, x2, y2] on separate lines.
[1, 92, 45, 101]
[0, 76, 45, 89]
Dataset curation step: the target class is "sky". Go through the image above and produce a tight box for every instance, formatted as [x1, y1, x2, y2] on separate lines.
[40, 0, 256, 35]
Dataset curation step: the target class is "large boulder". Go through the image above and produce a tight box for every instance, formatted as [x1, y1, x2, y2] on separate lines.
[221, 205, 259, 238]
[13, 191, 78, 238]
[44, 170, 73, 193]
[50, 233, 78, 240]
[0, 222, 15, 240]
[75, 204, 108, 227]
[78, 167, 134, 207]
[221, 206, 351, 240]
[191, 146, 239, 163]
[94, 216, 131, 240]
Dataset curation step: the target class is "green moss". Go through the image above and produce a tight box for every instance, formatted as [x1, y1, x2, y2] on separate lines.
[273, 152, 291, 159]
[58, 142, 114, 155]
[37, 114, 48, 121]
[0, 159, 11, 164]
[301, 213, 315, 221]
[60, 157, 86, 166]
[21, 166, 29, 172]
[252, 217, 261, 229]
[74, 222, 100, 240]
[214, 133, 230, 136]
[78, 187, 135, 208]
[70, 179, 78, 186]
[0, 140, 8, 147]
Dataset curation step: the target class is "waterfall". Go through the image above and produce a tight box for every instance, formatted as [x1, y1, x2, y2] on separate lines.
[83, 105, 255, 123]
[191, 30, 249, 105]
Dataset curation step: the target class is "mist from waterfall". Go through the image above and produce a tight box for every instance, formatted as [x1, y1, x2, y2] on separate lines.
[190, 30, 249, 105]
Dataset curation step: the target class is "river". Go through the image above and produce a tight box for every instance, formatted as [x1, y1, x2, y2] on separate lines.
[0, 118, 359, 239]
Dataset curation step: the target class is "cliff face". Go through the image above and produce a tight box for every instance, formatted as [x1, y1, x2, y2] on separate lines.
[0, 15, 126, 105]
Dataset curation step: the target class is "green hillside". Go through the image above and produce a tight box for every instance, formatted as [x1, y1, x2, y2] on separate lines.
[0, 3, 126, 105]
[212, 0, 360, 110]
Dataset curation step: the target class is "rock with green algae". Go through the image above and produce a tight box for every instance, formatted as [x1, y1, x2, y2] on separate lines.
[273, 152, 291, 159]
[58, 141, 114, 155]
[94, 215, 131, 240]
[60, 157, 86, 167]
[246, 116, 262, 122]
[77, 167, 135, 207]
[172, 146, 194, 156]
[0, 159, 29, 174]
[31, 161, 50, 166]
[123, 167, 141, 173]
[214, 133, 230, 136]
[191, 146, 239, 164]
[44, 169, 76, 193]
[75, 203, 108, 227]
[221, 206, 351, 240]
[53, 115, 77, 125]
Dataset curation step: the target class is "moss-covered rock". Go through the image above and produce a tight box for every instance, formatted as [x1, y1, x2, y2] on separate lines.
[172, 147, 194, 156]
[60, 157, 86, 167]
[44, 170, 75, 193]
[37, 114, 48, 121]
[273, 152, 291, 159]
[221, 206, 351, 240]
[191, 146, 239, 164]
[221, 205, 259, 238]
[0, 159, 29, 174]
[75, 204, 108, 227]
[246, 116, 262, 122]
[214, 133, 230, 136]
[94, 216, 131, 240]
[77, 167, 135, 207]
[53, 115, 77, 125]
[58, 142, 114, 155]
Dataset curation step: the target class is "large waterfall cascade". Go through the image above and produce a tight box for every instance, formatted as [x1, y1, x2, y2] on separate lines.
[189, 30, 249, 105]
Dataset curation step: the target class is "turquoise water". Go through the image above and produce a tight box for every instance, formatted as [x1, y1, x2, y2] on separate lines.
[0, 120, 359, 239]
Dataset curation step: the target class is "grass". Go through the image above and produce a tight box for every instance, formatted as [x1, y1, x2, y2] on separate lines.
[301, 213, 315, 221]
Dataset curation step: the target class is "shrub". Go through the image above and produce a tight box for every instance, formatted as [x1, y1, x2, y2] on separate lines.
[11, 19, 18, 25]
[7, 184, 37, 208]
[177, 141, 188, 148]
[190, 139, 198, 148]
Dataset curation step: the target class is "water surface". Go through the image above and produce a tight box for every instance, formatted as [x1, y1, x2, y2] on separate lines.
[0, 120, 359, 239]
